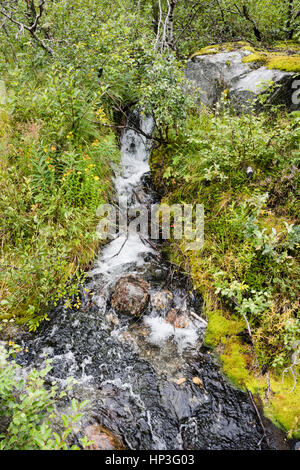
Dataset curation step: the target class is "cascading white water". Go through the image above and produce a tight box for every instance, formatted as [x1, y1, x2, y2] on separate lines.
[89, 114, 156, 279]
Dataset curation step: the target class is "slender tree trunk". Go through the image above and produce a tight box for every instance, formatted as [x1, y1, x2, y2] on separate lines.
[242, 4, 262, 41]
[166, 0, 178, 50]
[286, 0, 294, 39]
[234, 3, 262, 41]
[157, 0, 179, 52]
[26, 0, 37, 29]
[152, 0, 159, 35]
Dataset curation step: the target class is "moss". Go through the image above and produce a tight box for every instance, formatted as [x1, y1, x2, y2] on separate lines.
[273, 40, 300, 52]
[267, 56, 300, 73]
[220, 342, 262, 393]
[191, 41, 300, 73]
[190, 41, 255, 59]
[205, 310, 244, 347]
[205, 311, 260, 392]
[243, 52, 300, 73]
[242, 52, 268, 65]
[265, 374, 300, 439]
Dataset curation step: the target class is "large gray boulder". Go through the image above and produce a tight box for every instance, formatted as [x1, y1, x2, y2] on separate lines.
[186, 49, 298, 112]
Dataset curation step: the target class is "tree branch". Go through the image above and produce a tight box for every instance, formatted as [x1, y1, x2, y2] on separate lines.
[0, 0, 54, 55]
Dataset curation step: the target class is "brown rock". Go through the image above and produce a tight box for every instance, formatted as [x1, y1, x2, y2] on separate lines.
[152, 290, 173, 311]
[85, 424, 124, 450]
[192, 377, 203, 387]
[111, 275, 150, 317]
[166, 309, 190, 329]
[176, 378, 187, 385]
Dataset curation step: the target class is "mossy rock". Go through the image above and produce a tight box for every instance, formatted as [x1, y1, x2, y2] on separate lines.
[191, 41, 300, 73]
[190, 41, 255, 59]
[187, 43, 299, 112]
[243, 52, 300, 73]
[273, 40, 300, 52]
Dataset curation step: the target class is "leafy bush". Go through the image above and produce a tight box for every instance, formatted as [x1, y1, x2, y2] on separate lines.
[0, 344, 91, 450]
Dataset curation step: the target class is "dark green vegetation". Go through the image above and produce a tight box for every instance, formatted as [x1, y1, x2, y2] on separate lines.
[0, 0, 299, 443]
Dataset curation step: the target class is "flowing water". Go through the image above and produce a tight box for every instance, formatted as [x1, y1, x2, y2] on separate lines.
[17, 112, 287, 450]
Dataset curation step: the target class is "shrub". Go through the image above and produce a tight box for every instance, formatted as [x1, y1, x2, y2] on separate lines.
[0, 344, 91, 450]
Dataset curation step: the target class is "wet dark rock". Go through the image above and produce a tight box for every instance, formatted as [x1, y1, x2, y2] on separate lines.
[111, 275, 150, 316]
[152, 290, 173, 312]
[186, 49, 298, 113]
[85, 424, 125, 450]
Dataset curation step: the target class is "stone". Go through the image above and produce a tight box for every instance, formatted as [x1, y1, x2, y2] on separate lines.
[111, 275, 150, 316]
[186, 49, 298, 113]
[105, 313, 120, 325]
[246, 166, 254, 179]
[84, 424, 124, 450]
[176, 378, 187, 385]
[151, 290, 173, 311]
[166, 309, 190, 329]
[192, 377, 203, 387]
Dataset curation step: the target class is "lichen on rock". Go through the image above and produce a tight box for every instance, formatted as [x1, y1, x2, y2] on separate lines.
[186, 43, 299, 113]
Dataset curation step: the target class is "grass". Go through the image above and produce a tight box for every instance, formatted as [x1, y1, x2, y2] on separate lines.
[0, 69, 120, 331]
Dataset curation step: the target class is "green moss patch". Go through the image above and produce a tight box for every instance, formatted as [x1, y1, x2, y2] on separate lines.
[220, 342, 262, 393]
[205, 310, 244, 347]
[190, 41, 255, 59]
[273, 41, 300, 52]
[243, 52, 300, 72]
[265, 375, 300, 438]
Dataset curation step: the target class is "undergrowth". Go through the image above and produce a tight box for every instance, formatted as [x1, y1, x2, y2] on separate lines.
[151, 104, 300, 437]
[0, 66, 120, 330]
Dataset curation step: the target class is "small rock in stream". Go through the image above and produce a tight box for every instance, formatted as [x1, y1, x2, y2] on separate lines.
[166, 309, 190, 329]
[151, 290, 173, 311]
[111, 275, 150, 317]
[192, 377, 203, 387]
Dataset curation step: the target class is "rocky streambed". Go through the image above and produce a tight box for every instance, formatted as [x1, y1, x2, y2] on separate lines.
[16, 112, 289, 450]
